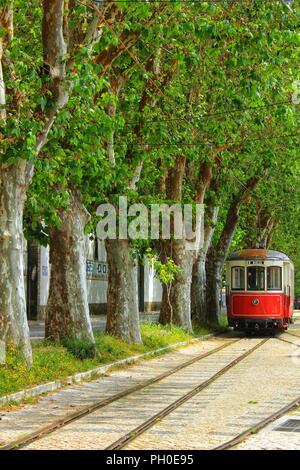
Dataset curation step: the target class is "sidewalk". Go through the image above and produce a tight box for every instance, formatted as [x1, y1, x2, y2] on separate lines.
[29, 313, 159, 340]
[0, 336, 224, 448]
[29, 310, 300, 339]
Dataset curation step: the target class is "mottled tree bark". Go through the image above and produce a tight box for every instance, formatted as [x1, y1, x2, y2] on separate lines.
[265, 220, 277, 248]
[191, 206, 219, 323]
[189, 162, 214, 324]
[105, 239, 142, 343]
[158, 156, 195, 332]
[0, 2, 125, 363]
[191, 253, 206, 321]
[159, 240, 194, 332]
[0, 1, 69, 364]
[205, 248, 223, 325]
[45, 195, 94, 342]
[205, 176, 262, 324]
[103, 57, 166, 344]
[243, 203, 277, 250]
[0, 161, 32, 364]
[0, 6, 32, 363]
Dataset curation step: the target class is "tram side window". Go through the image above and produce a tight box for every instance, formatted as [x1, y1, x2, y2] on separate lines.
[231, 267, 245, 290]
[247, 266, 265, 291]
[267, 266, 282, 291]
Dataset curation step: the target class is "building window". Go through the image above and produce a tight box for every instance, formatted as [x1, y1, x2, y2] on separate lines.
[231, 267, 245, 290]
[247, 266, 265, 291]
[94, 237, 99, 261]
[267, 266, 282, 290]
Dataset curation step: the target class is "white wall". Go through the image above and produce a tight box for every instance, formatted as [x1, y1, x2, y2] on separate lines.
[144, 261, 163, 307]
[38, 239, 163, 311]
[39, 245, 50, 307]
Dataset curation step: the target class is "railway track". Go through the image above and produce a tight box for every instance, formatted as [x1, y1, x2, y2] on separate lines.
[213, 395, 300, 450]
[3, 335, 289, 452]
[105, 335, 300, 451]
[0, 337, 237, 450]
[285, 331, 300, 340]
[213, 331, 300, 450]
[105, 338, 269, 450]
[276, 333, 300, 348]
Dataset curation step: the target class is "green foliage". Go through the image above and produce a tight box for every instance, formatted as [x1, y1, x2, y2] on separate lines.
[145, 248, 181, 285]
[12, 0, 298, 256]
[0, 322, 213, 399]
[2, 1, 300, 346]
[62, 336, 98, 361]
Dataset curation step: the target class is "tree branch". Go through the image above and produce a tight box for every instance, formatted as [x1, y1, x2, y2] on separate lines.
[36, 1, 101, 160]
[0, 2, 13, 123]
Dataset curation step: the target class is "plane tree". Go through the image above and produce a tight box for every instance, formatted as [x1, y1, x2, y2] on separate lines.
[25, 1, 183, 344]
[0, 0, 107, 363]
[0, 0, 168, 357]
[189, 0, 300, 325]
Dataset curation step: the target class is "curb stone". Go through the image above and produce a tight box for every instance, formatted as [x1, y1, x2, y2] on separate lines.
[0, 333, 216, 407]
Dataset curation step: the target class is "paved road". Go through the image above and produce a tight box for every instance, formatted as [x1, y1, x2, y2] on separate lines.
[28, 308, 230, 339]
[29, 316, 106, 339]
[29, 314, 159, 339]
[1, 317, 300, 450]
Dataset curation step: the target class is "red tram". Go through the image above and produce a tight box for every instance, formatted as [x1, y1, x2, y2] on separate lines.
[226, 249, 294, 332]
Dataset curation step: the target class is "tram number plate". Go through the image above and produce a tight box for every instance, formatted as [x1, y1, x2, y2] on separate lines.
[247, 260, 264, 265]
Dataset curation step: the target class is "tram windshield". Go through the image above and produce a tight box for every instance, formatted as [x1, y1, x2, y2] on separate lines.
[247, 266, 265, 291]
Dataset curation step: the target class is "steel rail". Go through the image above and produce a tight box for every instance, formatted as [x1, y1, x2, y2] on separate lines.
[106, 338, 269, 450]
[285, 331, 300, 340]
[275, 336, 300, 348]
[214, 332, 300, 450]
[0, 338, 237, 451]
[214, 396, 300, 450]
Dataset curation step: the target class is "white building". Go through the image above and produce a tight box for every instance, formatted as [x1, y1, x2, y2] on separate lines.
[26, 240, 162, 321]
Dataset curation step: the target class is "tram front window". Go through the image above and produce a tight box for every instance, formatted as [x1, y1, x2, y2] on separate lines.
[247, 266, 265, 291]
[267, 266, 282, 290]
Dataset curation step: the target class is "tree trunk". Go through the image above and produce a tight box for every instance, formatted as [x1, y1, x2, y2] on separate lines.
[205, 248, 223, 325]
[0, 162, 32, 364]
[205, 204, 240, 325]
[191, 251, 207, 323]
[158, 156, 195, 331]
[159, 240, 194, 332]
[205, 175, 262, 325]
[191, 206, 219, 323]
[105, 239, 142, 343]
[0, 3, 101, 364]
[45, 195, 94, 343]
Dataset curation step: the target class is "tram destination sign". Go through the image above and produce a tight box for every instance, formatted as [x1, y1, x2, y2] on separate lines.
[86, 260, 108, 280]
[247, 260, 265, 265]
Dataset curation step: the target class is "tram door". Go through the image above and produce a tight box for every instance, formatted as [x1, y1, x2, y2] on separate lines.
[26, 242, 39, 320]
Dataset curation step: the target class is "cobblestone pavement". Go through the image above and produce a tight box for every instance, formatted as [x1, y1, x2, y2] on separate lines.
[21, 338, 269, 450]
[233, 320, 300, 450]
[233, 409, 300, 450]
[2, 319, 300, 451]
[124, 337, 300, 450]
[0, 335, 231, 446]
[123, 318, 300, 450]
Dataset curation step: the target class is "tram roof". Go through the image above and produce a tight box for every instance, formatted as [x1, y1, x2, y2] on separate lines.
[227, 249, 292, 262]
